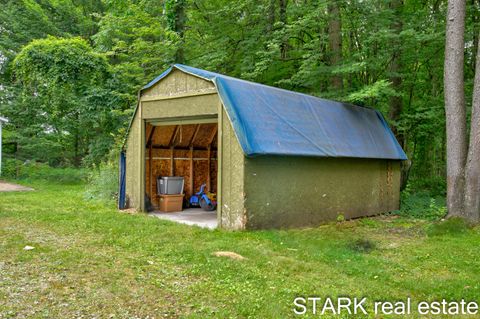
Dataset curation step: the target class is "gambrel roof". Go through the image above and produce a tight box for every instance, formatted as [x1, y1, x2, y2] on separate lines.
[133, 64, 406, 160]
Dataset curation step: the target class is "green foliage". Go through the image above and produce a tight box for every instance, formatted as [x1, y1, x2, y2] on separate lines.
[5, 36, 128, 166]
[165, 0, 187, 32]
[0, 0, 103, 78]
[85, 157, 119, 202]
[345, 80, 397, 105]
[93, 1, 177, 95]
[2, 159, 86, 184]
[408, 176, 446, 197]
[13, 36, 107, 86]
[426, 217, 472, 237]
[397, 188, 447, 220]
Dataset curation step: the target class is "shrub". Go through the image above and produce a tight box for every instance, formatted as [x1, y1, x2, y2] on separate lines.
[407, 176, 446, 197]
[1, 158, 22, 178]
[397, 184, 447, 220]
[1, 158, 86, 184]
[85, 160, 119, 202]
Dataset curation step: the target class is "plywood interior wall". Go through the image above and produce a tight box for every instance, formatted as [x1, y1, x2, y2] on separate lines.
[145, 123, 218, 208]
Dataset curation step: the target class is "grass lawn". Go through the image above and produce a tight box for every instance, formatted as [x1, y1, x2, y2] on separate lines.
[1, 180, 479, 318]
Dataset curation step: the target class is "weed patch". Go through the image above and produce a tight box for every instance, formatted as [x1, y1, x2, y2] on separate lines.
[397, 191, 447, 220]
[426, 217, 471, 237]
[348, 238, 377, 253]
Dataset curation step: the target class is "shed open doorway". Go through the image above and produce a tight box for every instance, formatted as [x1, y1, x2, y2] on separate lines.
[144, 118, 218, 228]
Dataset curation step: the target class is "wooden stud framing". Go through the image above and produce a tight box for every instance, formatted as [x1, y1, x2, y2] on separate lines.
[147, 121, 156, 199]
[150, 145, 216, 151]
[189, 146, 194, 196]
[147, 126, 156, 146]
[169, 125, 180, 147]
[207, 145, 211, 191]
[167, 125, 180, 177]
[189, 124, 201, 146]
[142, 116, 220, 213]
[149, 142, 153, 197]
[145, 156, 217, 161]
[207, 126, 218, 146]
[187, 124, 200, 197]
[206, 125, 217, 191]
[170, 146, 174, 176]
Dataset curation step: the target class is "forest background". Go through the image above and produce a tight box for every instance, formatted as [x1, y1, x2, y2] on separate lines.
[1, 0, 479, 210]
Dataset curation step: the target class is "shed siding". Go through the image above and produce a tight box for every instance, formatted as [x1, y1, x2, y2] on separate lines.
[243, 157, 401, 229]
[141, 94, 218, 120]
[125, 71, 220, 211]
[142, 69, 214, 98]
[125, 109, 141, 209]
[220, 108, 245, 230]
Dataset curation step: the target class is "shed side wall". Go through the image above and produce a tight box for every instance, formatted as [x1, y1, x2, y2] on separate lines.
[243, 157, 401, 229]
[220, 108, 245, 230]
[125, 109, 141, 209]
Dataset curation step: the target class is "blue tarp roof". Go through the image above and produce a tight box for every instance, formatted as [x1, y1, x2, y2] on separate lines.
[142, 64, 407, 160]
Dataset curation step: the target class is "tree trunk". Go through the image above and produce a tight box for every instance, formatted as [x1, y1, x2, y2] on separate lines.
[444, 0, 467, 217]
[174, 0, 186, 63]
[388, 0, 404, 146]
[267, 0, 276, 33]
[279, 0, 288, 59]
[471, 0, 479, 73]
[464, 32, 480, 222]
[328, 0, 342, 90]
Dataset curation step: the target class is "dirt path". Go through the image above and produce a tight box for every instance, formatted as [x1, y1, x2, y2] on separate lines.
[0, 181, 33, 192]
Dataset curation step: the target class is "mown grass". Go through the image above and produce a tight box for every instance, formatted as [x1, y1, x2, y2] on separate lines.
[1, 180, 479, 318]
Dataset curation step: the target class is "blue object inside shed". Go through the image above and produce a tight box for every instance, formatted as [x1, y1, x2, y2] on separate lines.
[142, 64, 407, 161]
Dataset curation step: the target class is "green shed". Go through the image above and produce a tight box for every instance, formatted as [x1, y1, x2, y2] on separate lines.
[120, 64, 407, 230]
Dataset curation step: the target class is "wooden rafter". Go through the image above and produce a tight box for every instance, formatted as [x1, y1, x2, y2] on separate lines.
[147, 126, 156, 146]
[207, 146, 211, 191]
[207, 126, 218, 147]
[188, 124, 201, 147]
[189, 146, 194, 196]
[170, 146, 174, 176]
[145, 124, 153, 137]
[206, 125, 218, 192]
[168, 125, 180, 147]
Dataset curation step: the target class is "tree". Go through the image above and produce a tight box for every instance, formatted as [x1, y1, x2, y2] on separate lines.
[387, 0, 404, 145]
[11, 37, 111, 165]
[279, 0, 288, 59]
[166, 0, 187, 63]
[93, 1, 176, 98]
[328, 0, 343, 90]
[444, 0, 480, 222]
[464, 34, 480, 221]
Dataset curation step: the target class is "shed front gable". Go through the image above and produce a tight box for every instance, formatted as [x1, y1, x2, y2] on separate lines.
[141, 69, 215, 100]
